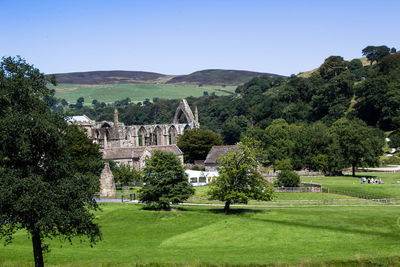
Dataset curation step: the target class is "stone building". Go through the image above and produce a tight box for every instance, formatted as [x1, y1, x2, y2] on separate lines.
[68, 99, 198, 169]
[102, 145, 184, 170]
[204, 145, 239, 171]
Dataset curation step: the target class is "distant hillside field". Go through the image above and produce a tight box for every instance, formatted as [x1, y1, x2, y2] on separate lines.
[165, 69, 282, 86]
[50, 83, 236, 104]
[49, 69, 284, 104]
[51, 70, 170, 84]
[49, 69, 283, 86]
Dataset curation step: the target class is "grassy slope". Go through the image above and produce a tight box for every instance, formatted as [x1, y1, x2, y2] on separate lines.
[166, 69, 281, 86]
[297, 57, 371, 78]
[50, 70, 168, 84]
[50, 83, 236, 104]
[188, 186, 356, 204]
[301, 172, 400, 198]
[1, 204, 399, 266]
[49, 69, 280, 86]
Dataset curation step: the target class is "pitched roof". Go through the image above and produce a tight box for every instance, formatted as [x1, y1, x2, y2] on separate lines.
[102, 145, 183, 160]
[204, 145, 239, 164]
[103, 147, 145, 160]
[147, 145, 183, 155]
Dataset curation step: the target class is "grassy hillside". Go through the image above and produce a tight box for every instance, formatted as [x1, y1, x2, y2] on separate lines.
[50, 83, 236, 104]
[49, 69, 282, 86]
[1, 204, 399, 266]
[297, 57, 371, 78]
[166, 69, 283, 86]
[49, 69, 281, 104]
[50, 70, 169, 84]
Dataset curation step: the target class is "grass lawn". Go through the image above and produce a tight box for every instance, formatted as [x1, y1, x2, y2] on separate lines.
[187, 186, 357, 204]
[50, 83, 236, 104]
[1, 204, 399, 266]
[301, 172, 400, 199]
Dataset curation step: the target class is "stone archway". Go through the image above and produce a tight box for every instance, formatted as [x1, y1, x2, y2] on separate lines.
[138, 127, 147, 146]
[172, 99, 199, 128]
[152, 126, 163, 146]
[168, 125, 178, 145]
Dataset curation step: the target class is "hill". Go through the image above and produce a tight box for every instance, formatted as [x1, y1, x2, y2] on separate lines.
[49, 69, 283, 86]
[50, 70, 170, 84]
[297, 57, 371, 78]
[165, 69, 283, 86]
[51, 83, 236, 104]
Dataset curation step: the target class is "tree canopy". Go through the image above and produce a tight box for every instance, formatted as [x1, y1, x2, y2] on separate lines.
[362, 45, 392, 65]
[177, 128, 223, 162]
[208, 142, 275, 214]
[139, 150, 194, 209]
[112, 164, 142, 185]
[0, 57, 103, 267]
[328, 118, 384, 176]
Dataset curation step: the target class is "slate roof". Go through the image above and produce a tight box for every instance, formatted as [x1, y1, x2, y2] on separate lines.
[102, 145, 183, 160]
[102, 147, 145, 160]
[204, 145, 239, 164]
[147, 145, 183, 155]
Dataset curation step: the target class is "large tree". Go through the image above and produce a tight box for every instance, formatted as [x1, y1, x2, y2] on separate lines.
[328, 118, 384, 176]
[139, 150, 194, 209]
[0, 57, 102, 267]
[177, 128, 223, 162]
[319, 56, 349, 80]
[208, 142, 274, 214]
[362, 45, 391, 65]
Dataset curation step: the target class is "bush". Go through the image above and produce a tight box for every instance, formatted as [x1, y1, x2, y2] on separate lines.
[277, 170, 300, 187]
[274, 159, 292, 171]
[389, 131, 400, 148]
[112, 164, 142, 185]
[382, 156, 400, 165]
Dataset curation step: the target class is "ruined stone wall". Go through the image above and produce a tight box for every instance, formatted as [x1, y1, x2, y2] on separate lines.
[82, 99, 199, 149]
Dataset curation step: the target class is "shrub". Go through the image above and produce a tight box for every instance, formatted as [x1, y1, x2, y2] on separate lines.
[277, 170, 300, 187]
[274, 159, 292, 171]
[191, 165, 205, 171]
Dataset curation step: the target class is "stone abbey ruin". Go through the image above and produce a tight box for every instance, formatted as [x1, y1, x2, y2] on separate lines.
[68, 99, 199, 170]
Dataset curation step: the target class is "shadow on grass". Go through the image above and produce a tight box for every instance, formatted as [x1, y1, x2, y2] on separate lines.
[250, 216, 400, 241]
[207, 208, 265, 215]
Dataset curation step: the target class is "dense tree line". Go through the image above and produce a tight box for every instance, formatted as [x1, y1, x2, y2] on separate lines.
[54, 46, 399, 148]
[242, 118, 384, 176]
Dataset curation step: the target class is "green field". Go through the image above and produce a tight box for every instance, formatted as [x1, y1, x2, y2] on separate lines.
[301, 172, 400, 199]
[50, 83, 236, 104]
[187, 186, 357, 204]
[3, 172, 400, 266]
[1, 204, 399, 266]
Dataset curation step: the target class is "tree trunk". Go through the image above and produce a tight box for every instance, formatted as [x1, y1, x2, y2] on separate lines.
[31, 230, 44, 267]
[224, 200, 231, 214]
[352, 165, 356, 177]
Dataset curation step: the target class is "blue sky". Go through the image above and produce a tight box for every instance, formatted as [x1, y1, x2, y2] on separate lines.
[1, 0, 399, 75]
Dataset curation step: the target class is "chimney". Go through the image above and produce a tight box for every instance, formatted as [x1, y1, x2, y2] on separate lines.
[114, 108, 119, 126]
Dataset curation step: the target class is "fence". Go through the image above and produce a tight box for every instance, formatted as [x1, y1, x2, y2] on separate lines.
[322, 187, 385, 200]
[262, 171, 323, 177]
[275, 187, 314, 193]
[274, 183, 322, 193]
[264, 198, 400, 207]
